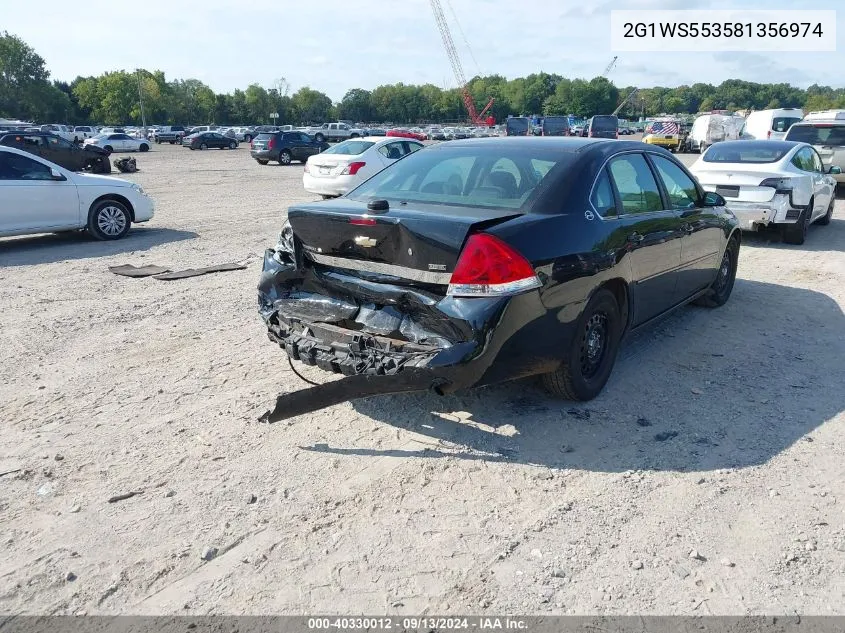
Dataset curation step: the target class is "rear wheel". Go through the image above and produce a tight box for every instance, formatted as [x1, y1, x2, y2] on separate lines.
[542, 288, 622, 401]
[103, 145, 113, 154]
[88, 199, 131, 241]
[256, 159, 269, 165]
[200, 143, 208, 150]
[783, 201, 812, 244]
[169, 140, 176, 145]
[815, 197, 834, 226]
[229, 141, 237, 149]
[244, 134, 252, 142]
[694, 235, 739, 308]
[279, 150, 292, 165]
[314, 133, 325, 143]
[139, 143, 149, 152]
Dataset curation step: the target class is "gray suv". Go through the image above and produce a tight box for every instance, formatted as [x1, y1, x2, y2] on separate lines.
[785, 118, 845, 185]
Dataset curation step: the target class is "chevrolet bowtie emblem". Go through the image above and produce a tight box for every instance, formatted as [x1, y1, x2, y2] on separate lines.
[354, 236, 378, 248]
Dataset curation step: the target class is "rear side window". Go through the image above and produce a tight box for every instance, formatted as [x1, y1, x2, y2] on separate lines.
[650, 155, 699, 210]
[608, 154, 663, 214]
[0, 151, 51, 180]
[591, 169, 617, 217]
[772, 117, 801, 133]
[785, 124, 845, 146]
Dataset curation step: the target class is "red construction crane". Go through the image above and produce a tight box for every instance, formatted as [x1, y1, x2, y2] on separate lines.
[429, 0, 494, 125]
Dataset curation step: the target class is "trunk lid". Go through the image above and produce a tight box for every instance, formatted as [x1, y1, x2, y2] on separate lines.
[308, 154, 355, 177]
[288, 198, 523, 286]
[696, 170, 791, 203]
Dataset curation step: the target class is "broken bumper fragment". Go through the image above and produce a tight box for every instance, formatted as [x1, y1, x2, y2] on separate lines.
[257, 248, 560, 421]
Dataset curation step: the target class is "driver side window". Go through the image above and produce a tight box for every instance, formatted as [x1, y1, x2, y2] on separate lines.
[650, 155, 699, 210]
[0, 152, 52, 180]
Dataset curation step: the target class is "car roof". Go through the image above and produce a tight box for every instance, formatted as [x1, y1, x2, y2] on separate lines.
[715, 139, 802, 151]
[432, 136, 642, 156]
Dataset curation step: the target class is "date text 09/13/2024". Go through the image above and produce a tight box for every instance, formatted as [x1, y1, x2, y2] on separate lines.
[307, 617, 528, 630]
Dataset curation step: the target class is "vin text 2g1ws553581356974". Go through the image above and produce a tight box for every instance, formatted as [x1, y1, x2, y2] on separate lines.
[257, 137, 740, 422]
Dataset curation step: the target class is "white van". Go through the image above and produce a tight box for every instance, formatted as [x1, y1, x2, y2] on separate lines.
[803, 110, 845, 122]
[687, 114, 745, 153]
[742, 108, 803, 140]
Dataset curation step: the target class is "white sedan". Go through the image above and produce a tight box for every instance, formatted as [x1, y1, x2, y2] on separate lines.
[84, 133, 151, 154]
[303, 136, 424, 198]
[0, 146, 154, 240]
[690, 140, 839, 245]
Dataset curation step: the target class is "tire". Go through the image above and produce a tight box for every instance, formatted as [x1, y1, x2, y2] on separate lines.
[783, 201, 812, 245]
[694, 235, 739, 308]
[699, 143, 707, 154]
[103, 145, 113, 154]
[156, 139, 162, 144]
[244, 134, 252, 143]
[350, 133, 359, 138]
[200, 143, 207, 150]
[541, 288, 622, 401]
[169, 140, 176, 145]
[229, 141, 237, 149]
[314, 133, 325, 143]
[279, 150, 292, 165]
[257, 159, 269, 165]
[139, 144, 149, 152]
[88, 199, 131, 241]
[815, 197, 834, 226]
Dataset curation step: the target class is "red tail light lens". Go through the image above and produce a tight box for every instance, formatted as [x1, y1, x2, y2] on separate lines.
[268, 136, 276, 149]
[349, 217, 377, 225]
[448, 233, 541, 297]
[341, 161, 366, 175]
[767, 130, 772, 139]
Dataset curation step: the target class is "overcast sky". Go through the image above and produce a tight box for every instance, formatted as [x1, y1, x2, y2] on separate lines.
[5, 0, 842, 100]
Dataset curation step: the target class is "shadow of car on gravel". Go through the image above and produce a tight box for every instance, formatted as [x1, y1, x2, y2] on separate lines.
[300, 279, 844, 473]
[738, 217, 845, 253]
[0, 227, 198, 267]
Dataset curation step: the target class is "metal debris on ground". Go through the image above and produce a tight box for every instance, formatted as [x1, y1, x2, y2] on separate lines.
[113, 157, 138, 173]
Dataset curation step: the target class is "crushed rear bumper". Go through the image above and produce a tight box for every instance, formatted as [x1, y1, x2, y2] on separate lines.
[257, 248, 559, 421]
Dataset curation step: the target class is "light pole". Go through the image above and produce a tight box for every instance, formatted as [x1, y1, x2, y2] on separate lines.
[136, 69, 147, 131]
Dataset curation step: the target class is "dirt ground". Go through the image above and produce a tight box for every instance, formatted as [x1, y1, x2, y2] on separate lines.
[1, 143, 844, 616]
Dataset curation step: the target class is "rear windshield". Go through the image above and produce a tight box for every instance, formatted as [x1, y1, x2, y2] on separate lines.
[255, 133, 275, 141]
[785, 124, 845, 146]
[346, 145, 570, 210]
[703, 144, 790, 163]
[323, 140, 375, 155]
[543, 117, 570, 133]
[506, 118, 529, 132]
[772, 117, 802, 132]
[591, 116, 618, 131]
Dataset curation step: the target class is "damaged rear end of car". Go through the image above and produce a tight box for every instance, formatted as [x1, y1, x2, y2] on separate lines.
[257, 140, 580, 421]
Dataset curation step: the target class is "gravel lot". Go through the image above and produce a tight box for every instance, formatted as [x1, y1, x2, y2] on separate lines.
[1, 142, 844, 616]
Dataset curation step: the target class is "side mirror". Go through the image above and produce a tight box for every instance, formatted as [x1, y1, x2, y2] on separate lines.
[827, 165, 842, 175]
[50, 168, 66, 181]
[702, 191, 726, 207]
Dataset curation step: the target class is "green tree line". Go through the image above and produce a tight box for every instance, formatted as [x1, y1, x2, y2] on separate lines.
[3, 31, 845, 126]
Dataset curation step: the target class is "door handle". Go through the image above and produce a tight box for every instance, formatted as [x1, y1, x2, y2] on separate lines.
[627, 232, 644, 244]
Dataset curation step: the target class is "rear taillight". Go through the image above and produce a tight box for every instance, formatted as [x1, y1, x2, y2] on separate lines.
[767, 130, 772, 139]
[341, 161, 366, 175]
[303, 163, 309, 173]
[268, 137, 276, 149]
[250, 140, 254, 149]
[759, 177, 793, 193]
[447, 233, 541, 297]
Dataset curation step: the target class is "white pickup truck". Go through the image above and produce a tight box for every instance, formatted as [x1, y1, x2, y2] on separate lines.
[40, 124, 80, 143]
[309, 122, 364, 143]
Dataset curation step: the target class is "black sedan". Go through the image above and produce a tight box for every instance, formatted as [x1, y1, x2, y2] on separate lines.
[257, 137, 740, 421]
[182, 132, 238, 150]
[0, 132, 111, 173]
[250, 131, 329, 165]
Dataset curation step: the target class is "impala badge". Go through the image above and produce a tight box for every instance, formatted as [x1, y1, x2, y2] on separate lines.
[354, 236, 378, 248]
